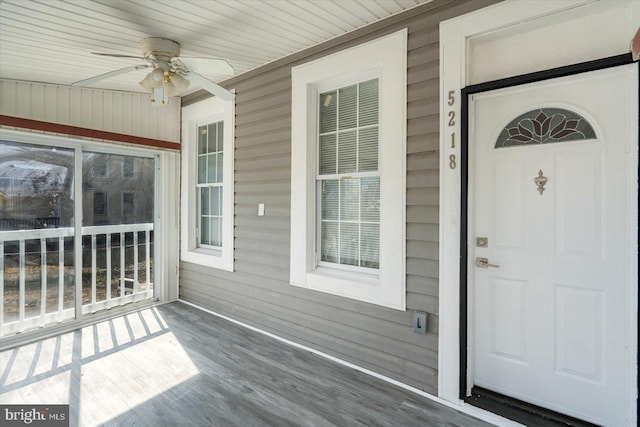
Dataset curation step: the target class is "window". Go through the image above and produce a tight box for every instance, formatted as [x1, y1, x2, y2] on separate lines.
[122, 192, 135, 216]
[93, 192, 107, 216]
[318, 79, 380, 270]
[495, 108, 597, 148]
[197, 121, 223, 247]
[92, 155, 108, 177]
[290, 29, 407, 310]
[180, 96, 235, 271]
[123, 157, 135, 178]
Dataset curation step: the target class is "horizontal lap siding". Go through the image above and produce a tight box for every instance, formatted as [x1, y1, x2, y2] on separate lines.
[180, 0, 497, 394]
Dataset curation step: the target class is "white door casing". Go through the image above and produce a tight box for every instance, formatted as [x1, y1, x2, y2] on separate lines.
[468, 64, 638, 426]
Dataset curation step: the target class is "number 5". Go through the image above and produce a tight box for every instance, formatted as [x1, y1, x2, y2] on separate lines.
[447, 90, 455, 106]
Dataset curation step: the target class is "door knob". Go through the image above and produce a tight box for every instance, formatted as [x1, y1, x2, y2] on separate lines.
[476, 257, 499, 268]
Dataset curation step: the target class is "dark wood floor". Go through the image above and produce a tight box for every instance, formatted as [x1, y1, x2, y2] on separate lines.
[1, 301, 494, 426]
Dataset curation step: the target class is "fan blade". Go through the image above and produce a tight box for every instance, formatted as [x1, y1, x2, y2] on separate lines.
[182, 71, 234, 101]
[72, 65, 149, 87]
[176, 57, 234, 75]
[92, 52, 146, 59]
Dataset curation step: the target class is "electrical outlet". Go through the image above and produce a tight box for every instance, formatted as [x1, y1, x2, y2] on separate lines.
[412, 311, 427, 334]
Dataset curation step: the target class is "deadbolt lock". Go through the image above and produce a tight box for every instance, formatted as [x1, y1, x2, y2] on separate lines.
[476, 237, 488, 248]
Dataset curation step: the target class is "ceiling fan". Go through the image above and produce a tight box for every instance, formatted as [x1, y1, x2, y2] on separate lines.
[72, 37, 235, 106]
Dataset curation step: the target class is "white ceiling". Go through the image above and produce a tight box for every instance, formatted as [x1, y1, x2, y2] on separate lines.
[0, 0, 430, 96]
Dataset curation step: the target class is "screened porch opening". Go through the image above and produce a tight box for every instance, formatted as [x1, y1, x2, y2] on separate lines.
[0, 140, 156, 337]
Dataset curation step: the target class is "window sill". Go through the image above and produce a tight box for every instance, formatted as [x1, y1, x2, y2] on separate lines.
[181, 247, 233, 272]
[292, 266, 403, 310]
[311, 266, 379, 286]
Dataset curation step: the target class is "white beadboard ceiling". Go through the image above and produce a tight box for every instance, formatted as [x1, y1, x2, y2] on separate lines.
[0, 0, 431, 96]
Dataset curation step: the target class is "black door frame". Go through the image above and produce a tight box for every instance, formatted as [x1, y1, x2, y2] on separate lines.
[458, 53, 638, 412]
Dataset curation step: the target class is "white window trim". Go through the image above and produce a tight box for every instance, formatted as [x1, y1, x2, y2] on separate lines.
[181, 96, 235, 271]
[290, 29, 407, 311]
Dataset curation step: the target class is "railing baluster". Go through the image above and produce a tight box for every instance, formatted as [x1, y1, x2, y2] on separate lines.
[0, 224, 152, 335]
[40, 238, 47, 326]
[19, 240, 25, 327]
[106, 233, 111, 306]
[58, 237, 64, 315]
[91, 234, 96, 306]
[120, 232, 125, 297]
[133, 232, 139, 294]
[145, 229, 150, 290]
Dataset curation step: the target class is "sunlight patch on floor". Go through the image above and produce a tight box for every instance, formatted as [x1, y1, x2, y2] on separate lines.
[79, 330, 199, 426]
[0, 308, 199, 427]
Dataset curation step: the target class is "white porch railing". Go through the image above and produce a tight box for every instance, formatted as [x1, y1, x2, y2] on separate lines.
[0, 223, 154, 336]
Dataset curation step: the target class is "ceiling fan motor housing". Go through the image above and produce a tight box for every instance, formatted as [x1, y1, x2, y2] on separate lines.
[140, 37, 181, 67]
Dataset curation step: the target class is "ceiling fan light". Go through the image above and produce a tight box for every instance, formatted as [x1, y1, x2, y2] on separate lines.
[139, 68, 164, 91]
[171, 73, 190, 92]
[163, 81, 181, 97]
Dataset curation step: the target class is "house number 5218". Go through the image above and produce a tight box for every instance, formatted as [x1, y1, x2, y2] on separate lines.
[447, 90, 456, 169]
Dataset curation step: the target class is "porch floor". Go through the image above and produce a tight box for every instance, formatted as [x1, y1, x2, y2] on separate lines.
[0, 301, 492, 426]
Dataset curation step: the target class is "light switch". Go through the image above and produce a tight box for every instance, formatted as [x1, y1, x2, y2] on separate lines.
[258, 203, 265, 216]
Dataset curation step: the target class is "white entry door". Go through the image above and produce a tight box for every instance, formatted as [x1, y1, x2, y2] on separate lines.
[469, 64, 638, 426]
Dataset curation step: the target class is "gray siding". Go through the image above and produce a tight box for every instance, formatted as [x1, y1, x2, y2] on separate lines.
[180, 0, 497, 394]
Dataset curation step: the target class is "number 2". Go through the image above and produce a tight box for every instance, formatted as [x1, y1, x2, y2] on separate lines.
[448, 111, 455, 126]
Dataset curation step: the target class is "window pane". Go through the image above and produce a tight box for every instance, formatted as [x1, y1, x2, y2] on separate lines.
[360, 223, 379, 269]
[92, 155, 108, 177]
[201, 217, 211, 246]
[211, 217, 222, 247]
[198, 126, 208, 154]
[359, 127, 378, 172]
[340, 178, 359, 221]
[360, 177, 380, 222]
[337, 131, 357, 174]
[0, 141, 75, 230]
[122, 192, 135, 215]
[359, 79, 378, 126]
[201, 187, 210, 216]
[211, 187, 222, 217]
[198, 156, 207, 184]
[207, 123, 217, 152]
[319, 134, 336, 175]
[216, 153, 223, 183]
[339, 223, 359, 266]
[321, 222, 338, 263]
[123, 158, 135, 178]
[321, 180, 338, 220]
[93, 192, 107, 216]
[206, 154, 217, 183]
[320, 91, 337, 133]
[217, 122, 224, 151]
[338, 85, 357, 130]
